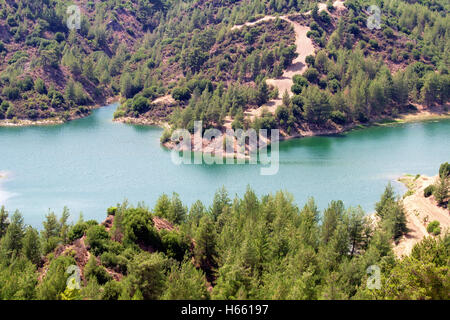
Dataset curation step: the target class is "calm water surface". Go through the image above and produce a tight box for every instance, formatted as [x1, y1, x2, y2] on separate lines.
[1, 104, 449, 227]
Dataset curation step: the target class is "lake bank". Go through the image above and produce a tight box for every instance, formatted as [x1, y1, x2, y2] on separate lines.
[0, 96, 121, 127]
[156, 108, 449, 156]
[1, 104, 449, 227]
[393, 174, 449, 257]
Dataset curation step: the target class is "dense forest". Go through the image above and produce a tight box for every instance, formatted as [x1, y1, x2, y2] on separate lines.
[0, 162, 448, 300]
[0, 0, 448, 137]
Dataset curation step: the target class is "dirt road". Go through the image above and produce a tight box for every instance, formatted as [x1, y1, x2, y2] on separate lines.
[394, 175, 449, 257]
[234, 2, 345, 120]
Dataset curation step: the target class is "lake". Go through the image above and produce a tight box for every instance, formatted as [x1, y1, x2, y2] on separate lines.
[1, 103, 449, 227]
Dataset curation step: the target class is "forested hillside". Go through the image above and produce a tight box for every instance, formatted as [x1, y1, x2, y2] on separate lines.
[0, 162, 448, 300]
[0, 0, 448, 134]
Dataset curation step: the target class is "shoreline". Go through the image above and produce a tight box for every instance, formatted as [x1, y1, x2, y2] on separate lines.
[113, 116, 169, 128]
[393, 174, 449, 257]
[1, 96, 448, 142]
[157, 108, 449, 154]
[0, 96, 121, 128]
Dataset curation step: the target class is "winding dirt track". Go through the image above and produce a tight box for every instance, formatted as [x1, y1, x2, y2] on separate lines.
[394, 175, 450, 257]
[232, 15, 313, 118]
[232, 1, 345, 120]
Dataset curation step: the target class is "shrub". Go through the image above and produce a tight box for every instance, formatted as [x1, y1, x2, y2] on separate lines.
[18, 76, 34, 92]
[102, 281, 122, 300]
[0, 40, 6, 53]
[439, 162, 450, 178]
[160, 128, 172, 144]
[141, 87, 156, 99]
[6, 15, 17, 27]
[68, 223, 88, 241]
[131, 95, 149, 113]
[122, 207, 161, 249]
[328, 79, 340, 93]
[127, 252, 167, 299]
[5, 105, 16, 119]
[0, 101, 9, 119]
[304, 68, 319, 83]
[275, 105, 290, 123]
[147, 59, 156, 69]
[349, 23, 360, 35]
[160, 230, 190, 261]
[293, 75, 308, 87]
[424, 185, 435, 198]
[319, 10, 331, 24]
[86, 225, 110, 255]
[291, 84, 303, 95]
[84, 256, 111, 285]
[27, 109, 39, 120]
[107, 207, 117, 216]
[427, 220, 441, 236]
[172, 87, 191, 101]
[3, 86, 20, 100]
[369, 39, 379, 49]
[305, 55, 315, 67]
[383, 27, 395, 39]
[54, 32, 65, 42]
[330, 110, 347, 125]
[100, 252, 128, 273]
[34, 78, 47, 94]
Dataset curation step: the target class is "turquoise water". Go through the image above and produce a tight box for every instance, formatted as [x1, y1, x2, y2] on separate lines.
[0, 103, 449, 227]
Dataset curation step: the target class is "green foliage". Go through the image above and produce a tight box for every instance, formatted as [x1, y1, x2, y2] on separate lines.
[434, 175, 448, 206]
[68, 222, 88, 242]
[86, 225, 110, 256]
[193, 215, 217, 271]
[41, 209, 70, 254]
[2, 86, 20, 100]
[370, 235, 449, 299]
[118, 205, 160, 249]
[101, 281, 122, 300]
[163, 261, 209, 300]
[1, 210, 24, 259]
[0, 206, 9, 238]
[160, 229, 190, 261]
[0, 257, 37, 300]
[84, 256, 111, 285]
[426, 221, 441, 236]
[154, 193, 187, 225]
[375, 184, 408, 240]
[34, 78, 47, 94]
[424, 185, 435, 198]
[302, 86, 331, 124]
[100, 251, 128, 274]
[125, 251, 167, 300]
[22, 227, 41, 265]
[37, 255, 75, 300]
[303, 67, 319, 83]
[439, 162, 450, 178]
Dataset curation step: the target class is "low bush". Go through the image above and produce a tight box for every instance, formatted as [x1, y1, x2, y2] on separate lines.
[427, 220, 441, 236]
[424, 185, 435, 198]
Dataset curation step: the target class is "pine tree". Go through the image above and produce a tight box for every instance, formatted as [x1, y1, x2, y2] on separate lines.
[434, 175, 448, 206]
[0, 206, 9, 239]
[298, 198, 320, 249]
[1, 210, 24, 259]
[22, 227, 41, 265]
[168, 193, 187, 224]
[194, 216, 217, 271]
[162, 261, 209, 300]
[256, 81, 270, 106]
[282, 89, 291, 107]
